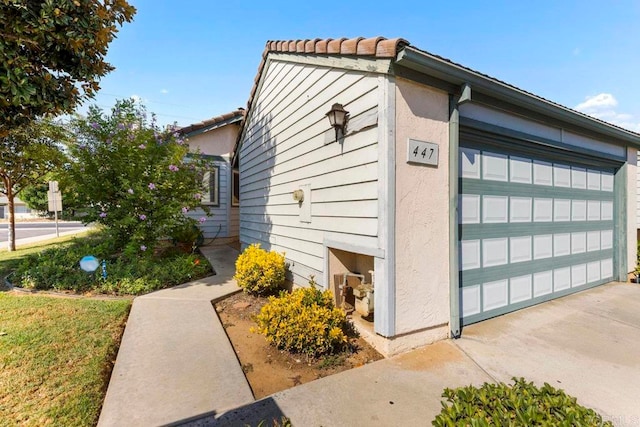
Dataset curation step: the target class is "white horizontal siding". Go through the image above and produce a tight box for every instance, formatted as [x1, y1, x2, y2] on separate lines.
[239, 61, 381, 286]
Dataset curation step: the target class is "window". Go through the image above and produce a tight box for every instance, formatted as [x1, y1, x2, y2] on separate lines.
[232, 169, 239, 206]
[201, 167, 219, 206]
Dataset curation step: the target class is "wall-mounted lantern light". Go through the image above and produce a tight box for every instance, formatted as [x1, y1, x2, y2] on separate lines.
[326, 103, 348, 143]
[292, 189, 304, 203]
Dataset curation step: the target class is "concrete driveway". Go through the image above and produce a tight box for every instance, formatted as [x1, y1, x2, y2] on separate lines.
[456, 281, 640, 426]
[210, 281, 640, 427]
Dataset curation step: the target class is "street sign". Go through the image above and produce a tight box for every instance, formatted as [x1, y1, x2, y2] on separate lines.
[47, 187, 63, 238]
[47, 190, 63, 212]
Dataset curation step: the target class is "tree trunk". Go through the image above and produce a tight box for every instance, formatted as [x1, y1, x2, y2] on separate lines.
[5, 178, 15, 252]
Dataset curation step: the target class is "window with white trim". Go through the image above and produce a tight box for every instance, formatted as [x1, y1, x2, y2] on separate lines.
[201, 166, 219, 206]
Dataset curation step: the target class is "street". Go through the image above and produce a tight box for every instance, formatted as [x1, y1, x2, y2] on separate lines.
[0, 221, 87, 243]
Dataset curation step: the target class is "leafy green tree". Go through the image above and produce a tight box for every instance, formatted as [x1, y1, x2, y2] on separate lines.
[21, 174, 84, 219]
[0, 119, 68, 251]
[18, 183, 49, 214]
[0, 0, 136, 137]
[67, 100, 211, 256]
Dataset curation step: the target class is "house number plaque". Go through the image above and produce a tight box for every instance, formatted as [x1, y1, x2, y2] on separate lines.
[407, 139, 438, 166]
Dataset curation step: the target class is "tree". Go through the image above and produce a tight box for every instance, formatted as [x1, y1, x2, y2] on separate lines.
[18, 183, 49, 214]
[67, 100, 211, 256]
[0, 0, 136, 137]
[21, 180, 81, 220]
[0, 119, 68, 251]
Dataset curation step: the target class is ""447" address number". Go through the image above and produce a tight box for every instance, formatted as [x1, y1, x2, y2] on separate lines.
[407, 138, 439, 166]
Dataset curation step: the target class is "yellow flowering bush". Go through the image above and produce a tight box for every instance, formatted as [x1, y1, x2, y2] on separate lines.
[253, 280, 349, 357]
[234, 244, 286, 295]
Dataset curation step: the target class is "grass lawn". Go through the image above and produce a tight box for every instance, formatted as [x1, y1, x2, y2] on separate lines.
[0, 293, 131, 426]
[0, 229, 94, 256]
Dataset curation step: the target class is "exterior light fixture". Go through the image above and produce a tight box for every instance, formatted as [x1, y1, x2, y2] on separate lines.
[292, 189, 304, 202]
[326, 103, 348, 142]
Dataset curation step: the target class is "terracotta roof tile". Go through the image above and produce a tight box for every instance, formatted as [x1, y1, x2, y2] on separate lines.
[179, 109, 244, 135]
[315, 39, 329, 54]
[357, 36, 384, 55]
[341, 37, 364, 55]
[305, 38, 321, 53]
[235, 37, 409, 161]
[327, 38, 347, 54]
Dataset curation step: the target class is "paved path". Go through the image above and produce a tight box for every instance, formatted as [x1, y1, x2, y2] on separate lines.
[98, 246, 253, 427]
[99, 245, 640, 426]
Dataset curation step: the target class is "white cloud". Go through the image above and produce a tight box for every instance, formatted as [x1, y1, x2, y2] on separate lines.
[574, 93, 640, 132]
[575, 93, 617, 111]
[160, 89, 169, 94]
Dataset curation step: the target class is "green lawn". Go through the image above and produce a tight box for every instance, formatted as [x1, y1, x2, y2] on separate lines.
[0, 293, 131, 426]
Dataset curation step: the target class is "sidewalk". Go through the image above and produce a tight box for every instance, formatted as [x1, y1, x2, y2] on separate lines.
[99, 245, 638, 426]
[98, 246, 254, 427]
[98, 245, 491, 427]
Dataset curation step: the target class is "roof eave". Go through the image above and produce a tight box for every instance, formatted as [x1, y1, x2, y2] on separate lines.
[396, 46, 640, 148]
[182, 115, 243, 138]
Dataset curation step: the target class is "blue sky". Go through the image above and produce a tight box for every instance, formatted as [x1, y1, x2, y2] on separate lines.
[82, 0, 640, 131]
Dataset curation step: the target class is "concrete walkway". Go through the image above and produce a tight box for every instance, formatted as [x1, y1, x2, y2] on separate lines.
[98, 246, 253, 427]
[100, 245, 640, 426]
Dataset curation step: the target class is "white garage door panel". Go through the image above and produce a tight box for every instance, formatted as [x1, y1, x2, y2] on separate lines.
[459, 141, 616, 325]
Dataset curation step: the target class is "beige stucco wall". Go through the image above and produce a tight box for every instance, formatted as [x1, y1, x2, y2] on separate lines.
[186, 124, 238, 157]
[627, 147, 637, 272]
[394, 78, 450, 335]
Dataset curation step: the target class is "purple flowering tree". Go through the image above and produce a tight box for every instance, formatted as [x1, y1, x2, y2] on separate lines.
[67, 99, 211, 256]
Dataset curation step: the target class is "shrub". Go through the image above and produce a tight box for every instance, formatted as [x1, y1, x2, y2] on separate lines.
[432, 377, 613, 427]
[9, 231, 212, 295]
[253, 280, 349, 357]
[66, 99, 212, 254]
[170, 217, 205, 251]
[234, 244, 286, 295]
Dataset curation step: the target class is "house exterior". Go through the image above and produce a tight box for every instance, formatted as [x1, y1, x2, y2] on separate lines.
[180, 109, 243, 245]
[0, 196, 39, 219]
[234, 37, 640, 356]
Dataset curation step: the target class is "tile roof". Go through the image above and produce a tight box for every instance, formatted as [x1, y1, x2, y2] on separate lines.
[233, 37, 408, 161]
[244, 37, 408, 116]
[233, 36, 639, 163]
[179, 109, 245, 135]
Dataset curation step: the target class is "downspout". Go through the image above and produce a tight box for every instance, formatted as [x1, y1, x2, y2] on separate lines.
[449, 83, 471, 339]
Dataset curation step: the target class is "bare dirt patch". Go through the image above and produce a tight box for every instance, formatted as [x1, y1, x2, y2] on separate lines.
[214, 292, 383, 399]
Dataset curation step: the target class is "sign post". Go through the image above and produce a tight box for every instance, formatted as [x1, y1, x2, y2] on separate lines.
[47, 181, 62, 237]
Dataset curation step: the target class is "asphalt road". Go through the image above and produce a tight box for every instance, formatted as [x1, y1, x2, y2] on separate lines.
[0, 221, 87, 243]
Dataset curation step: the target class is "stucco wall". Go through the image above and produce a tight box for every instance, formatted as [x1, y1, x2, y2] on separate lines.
[394, 78, 450, 335]
[187, 124, 238, 157]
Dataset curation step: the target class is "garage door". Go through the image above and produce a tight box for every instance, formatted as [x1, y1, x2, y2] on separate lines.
[459, 140, 616, 326]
